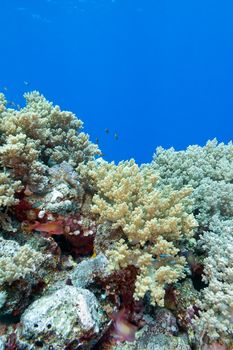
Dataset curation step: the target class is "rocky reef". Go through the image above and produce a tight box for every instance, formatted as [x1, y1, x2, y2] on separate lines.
[0, 92, 232, 350]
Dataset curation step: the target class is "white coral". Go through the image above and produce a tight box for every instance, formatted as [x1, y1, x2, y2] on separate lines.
[152, 139, 233, 225]
[194, 218, 233, 344]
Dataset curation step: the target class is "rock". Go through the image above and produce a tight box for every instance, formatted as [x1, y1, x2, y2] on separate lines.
[18, 285, 105, 350]
[98, 312, 190, 350]
[112, 324, 191, 350]
[41, 178, 83, 214]
[153, 308, 179, 336]
[0, 336, 5, 350]
[0, 290, 7, 308]
[71, 253, 108, 288]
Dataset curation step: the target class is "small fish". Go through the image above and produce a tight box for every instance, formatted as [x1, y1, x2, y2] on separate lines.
[24, 185, 33, 196]
[167, 260, 177, 265]
[3, 86, 8, 91]
[110, 308, 137, 343]
[159, 254, 172, 259]
[5, 332, 17, 350]
[29, 221, 64, 235]
[104, 128, 109, 134]
[91, 249, 97, 259]
[114, 132, 119, 140]
[17, 104, 21, 110]
[8, 101, 16, 107]
[203, 342, 227, 350]
[95, 137, 99, 144]
[24, 81, 29, 86]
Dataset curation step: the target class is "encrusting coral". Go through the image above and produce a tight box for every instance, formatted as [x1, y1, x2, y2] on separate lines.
[78, 158, 197, 306]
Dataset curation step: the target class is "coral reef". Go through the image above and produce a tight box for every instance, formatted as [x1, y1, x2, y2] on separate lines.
[71, 253, 108, 289]
[0, 92, 232, 349]
[152, 139, 233, 347]
[0, 237, 48, 285]
[193, 217, 233, 345]
[0, 91, 99, 195]
[109, 310, 191, 350]
[152, 139, 233, 226]
[0, 236, 57, 317]
[79, 159, 196, 306]
[18, 286, 105, 350]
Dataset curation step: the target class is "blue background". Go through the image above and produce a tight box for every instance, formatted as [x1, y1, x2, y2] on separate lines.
[1, 0, 233, 164]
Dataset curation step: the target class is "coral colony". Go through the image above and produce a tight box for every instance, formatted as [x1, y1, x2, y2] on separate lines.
[0, 91, 232, 350]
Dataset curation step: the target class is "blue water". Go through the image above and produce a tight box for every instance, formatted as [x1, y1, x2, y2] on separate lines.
[1, 0, 233, 164]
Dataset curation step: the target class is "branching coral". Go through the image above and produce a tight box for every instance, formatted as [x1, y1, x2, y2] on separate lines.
[151, 139, 233, 226]
[0, 172, 22, 231]
[79, 159, 196, 306]
[0, 91, 100, 194]
[0, 91, 99, 233]
[0, 237, 50, 285]
[151, 139, 233, 345]
[0, 172, 21, 208]
[194, 217, 233, 345]
[0, 93, 7, 113]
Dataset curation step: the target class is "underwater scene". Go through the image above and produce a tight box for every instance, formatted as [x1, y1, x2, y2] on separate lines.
[1, 1, 233, 349]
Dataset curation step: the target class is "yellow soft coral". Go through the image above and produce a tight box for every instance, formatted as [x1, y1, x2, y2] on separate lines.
[0, 91, 100, 193]
[79, 159, 197, 306]
[0, 172, 21, 207]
